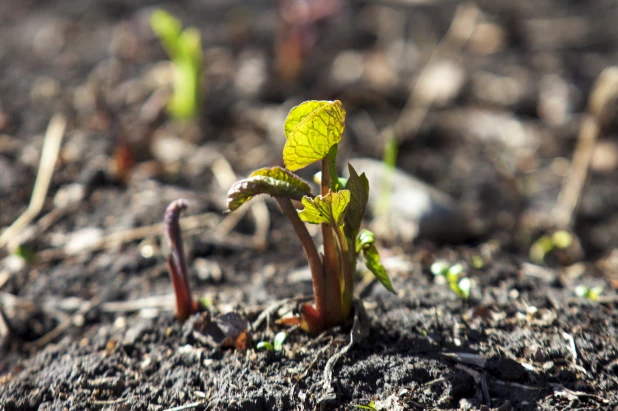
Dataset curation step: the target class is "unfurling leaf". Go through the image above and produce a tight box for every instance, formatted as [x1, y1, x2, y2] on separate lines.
[283, 100, 346, 171]
[357, 229, 395, 293]
[344, 164, 369, 240]
[298, 190, 350, 226]
[150, 10, 182, 59]
[227, 167, 311, 211]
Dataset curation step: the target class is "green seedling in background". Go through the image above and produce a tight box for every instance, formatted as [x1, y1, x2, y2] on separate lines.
[431, 261, 471, 300]
[353, 402, 377, 410]
[374, 131, 398, 222]
[227, 100, 394, 333]
[529, 230, 572, 263]
[256, 331, 287, 352]
[575, 285, 603, 301]
[150, 9, 203, 120]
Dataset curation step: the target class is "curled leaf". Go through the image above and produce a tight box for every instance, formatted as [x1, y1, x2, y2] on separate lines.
[344, 164, 369, 240]
[298, 190, 350, 226]
[227, 167, 311, 211]
[283, 100, 346, 171]
[357, 229, 395, 294]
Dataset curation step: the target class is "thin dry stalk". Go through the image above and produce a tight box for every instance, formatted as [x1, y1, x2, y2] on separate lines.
[0, 115, 67, 250]
[553, 67, 618, 227]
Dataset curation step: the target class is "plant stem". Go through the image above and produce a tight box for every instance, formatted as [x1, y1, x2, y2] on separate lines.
[276, 197, 326, 331]
[334, 223, 354, 320]
[321, 157, 343, 326]
[164, 199, 197, 321]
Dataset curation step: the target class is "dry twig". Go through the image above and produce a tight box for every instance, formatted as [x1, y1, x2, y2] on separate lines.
[0, 115, 67, 250]
[553, 67, 618, 227]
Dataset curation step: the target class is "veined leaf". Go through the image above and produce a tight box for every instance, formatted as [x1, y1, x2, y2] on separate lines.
[227, 167, 311, 211]
[357, 229, 395, 293]
[283, 100, 346, 171]
[298, 190, 350, 226]
[344, 164, 369, 240]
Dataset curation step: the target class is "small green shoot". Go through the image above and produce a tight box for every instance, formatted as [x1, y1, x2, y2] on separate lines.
[471, 255, 484, 269]
[530, 230, 573, 263]
[150, 10, 203, 120]
[256, 331, 287, 352]
[227, 100, 394, 333]
[353, 402, 376, 410]
[575, 285, 603, 301]
[375, 130, 398, 222]
[431, 261, 471, 300]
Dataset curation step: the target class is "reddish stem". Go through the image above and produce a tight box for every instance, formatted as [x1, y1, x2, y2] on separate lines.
[164, 199, 197, 321]
[276, 197, 326, 332]
[320, 158, 343, 326]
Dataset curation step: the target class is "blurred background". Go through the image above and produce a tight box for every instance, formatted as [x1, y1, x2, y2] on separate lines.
[1, 0, 618, 328]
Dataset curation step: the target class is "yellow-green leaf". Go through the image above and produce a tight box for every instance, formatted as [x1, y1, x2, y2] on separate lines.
[283, 100, 346, 171]
[227, 167, 311, 211]
[298, 190, 350, 226]
[150, 10, 182, 60]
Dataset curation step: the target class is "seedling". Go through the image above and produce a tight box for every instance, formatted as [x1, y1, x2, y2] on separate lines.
[529, 230, 573, 263]
[227, 100, 394, 333]
[150, 10, 203, 120]
[164, 199, 199, 321]
[256, 331, 287, 352]
[374, 131, 398, 222]
[431, 261, 471, 300]
[353, 402, 376, 410]
[575, 285, 603, 301]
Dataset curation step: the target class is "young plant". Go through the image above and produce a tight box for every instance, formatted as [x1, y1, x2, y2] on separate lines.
[256, 331, 287, 352]
[227, 100, 394, 333]
[529, 230, 573, 263]
[150, 10, 203, 120]
[431, 261, 471, 300]
[575, 285, 603, 301]
[164, 199, 199, 321]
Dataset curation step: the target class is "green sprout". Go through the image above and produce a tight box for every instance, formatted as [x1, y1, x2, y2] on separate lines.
[529, 230, 573, 263]
[575, 285, 603, 301]
[353, 402, 377, 410]
[374, 131, 398, 222]
[431, 261, 471, 300]
[227, 100, 394, 333]
[256, 331, 287, 352]
[150, 9, 203, 120]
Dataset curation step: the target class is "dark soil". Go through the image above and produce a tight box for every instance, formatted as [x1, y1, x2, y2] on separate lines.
[1, 0, 618, 410]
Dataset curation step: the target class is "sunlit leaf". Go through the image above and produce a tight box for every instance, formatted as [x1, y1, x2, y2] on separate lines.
[283, 100, 346, 171]
[256, 341, 274, 351]
[457, 278, 471, 300]
[298, 190, 350, 226]
[344, 164, 369, 240]
[273, 331, 287, 351]
[356, 229, 395, 293]
[227, 167, 311, 211]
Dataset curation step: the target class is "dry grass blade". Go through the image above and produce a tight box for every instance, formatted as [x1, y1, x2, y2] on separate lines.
[24, 297, 101, 349]
[389, 2, 479, 142]
[0, 115, 67, 250]
[553, 67, 618, 227]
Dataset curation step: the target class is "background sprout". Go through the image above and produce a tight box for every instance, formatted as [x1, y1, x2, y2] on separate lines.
[256, 331, 287, 352]
[431, 261, 471, 300]
[530, 230, 573, 263]
[150, 9, 203, 120]
[575, 285, 603, 301]
[164, 199, 199, 321]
